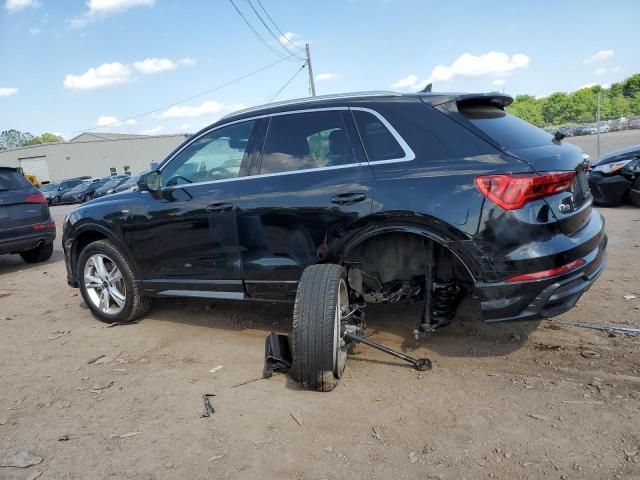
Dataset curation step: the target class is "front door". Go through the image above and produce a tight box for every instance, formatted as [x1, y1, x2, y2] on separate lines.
[233, 108, 375, 300]
[129, 119, 259, 297]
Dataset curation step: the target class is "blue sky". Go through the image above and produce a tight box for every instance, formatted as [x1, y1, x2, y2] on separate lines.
[1, 0, 639, 138]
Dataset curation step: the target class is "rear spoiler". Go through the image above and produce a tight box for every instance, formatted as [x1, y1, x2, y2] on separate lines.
[422, 93, 513, 109]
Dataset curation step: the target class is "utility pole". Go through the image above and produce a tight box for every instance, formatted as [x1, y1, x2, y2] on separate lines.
[305, 43, 316, 97]
[596, 91, 601, 161]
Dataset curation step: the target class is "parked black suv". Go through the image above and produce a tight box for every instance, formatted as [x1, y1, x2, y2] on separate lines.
[44, 178, 85, 206]
[1, 166, 56, 263]
[63, 91, 607, 391]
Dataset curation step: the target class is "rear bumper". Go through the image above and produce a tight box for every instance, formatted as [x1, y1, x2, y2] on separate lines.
[588, 172, 631, 206]
[0, 227, 56, 255]
[475, 222, 607, 323]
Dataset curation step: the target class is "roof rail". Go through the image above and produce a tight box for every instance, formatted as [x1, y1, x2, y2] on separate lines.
[223, 90, 401, 119]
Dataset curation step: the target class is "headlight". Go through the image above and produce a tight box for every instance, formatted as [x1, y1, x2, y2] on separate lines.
[591, 159, 633, 174]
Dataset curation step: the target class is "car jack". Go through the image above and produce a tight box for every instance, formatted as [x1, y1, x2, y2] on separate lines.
[344, 332, 432, 371]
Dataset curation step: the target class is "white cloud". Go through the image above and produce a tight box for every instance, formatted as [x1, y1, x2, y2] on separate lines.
[140, 125, 163, 135]
[64, 62, 132, 90]
[315, 73, 343, 82]
[5, 0, 38, 12]
[492, 79, 506, 86]
[71, 0, 154, 27]
[595, 66, 620, 75]
[96, 116, 138, 127]
[132, 57, 195, 75]
[392, 52, 529, 91]
[159, 100, 242, 119]
[0, 87, 18, 97]
[279, 32, 304, 48]
[391, 74, 421, 90]
[583, 50, 613, 64]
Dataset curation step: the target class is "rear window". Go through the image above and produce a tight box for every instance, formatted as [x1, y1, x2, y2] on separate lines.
[0, 169, 30, 191]
[459, 104, 552, 149]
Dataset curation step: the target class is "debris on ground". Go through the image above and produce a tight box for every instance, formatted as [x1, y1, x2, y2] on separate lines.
[48, 330, 70, 340]
[87, 355, 106, 365]
[201, 394, 215, 417]
[554, 320, 640, 336]
[209, 454, 225, 462]
[107, 320, 139, 328]
[58, 434, 70, 441]
[112, 431, 142, 439]
[90, 381, 114, 394]
[408, 451, 418, 464]
[290, 412, 303, 427]
[263, 332, 292, 378]
[528, 413, 549, 421]
[323, 446, 333, 453]
[581, 349, 601, 359]
[209, 365, 224, 374]
[0, 291, 11, 299]
[623, 294, 637, 300]
[0, 451, 43, 468]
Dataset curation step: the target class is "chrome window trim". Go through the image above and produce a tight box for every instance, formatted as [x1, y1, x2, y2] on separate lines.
[158, 105, 414, 188]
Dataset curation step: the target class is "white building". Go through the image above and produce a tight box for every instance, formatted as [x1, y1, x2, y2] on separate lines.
[0, 132, 190, 183]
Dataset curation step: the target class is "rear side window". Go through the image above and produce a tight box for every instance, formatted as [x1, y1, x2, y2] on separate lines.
[0, 170, 30, 190]
[352, 110, 405, 161]
[260, 111, 356, 174]
[459, 104, 552, 149]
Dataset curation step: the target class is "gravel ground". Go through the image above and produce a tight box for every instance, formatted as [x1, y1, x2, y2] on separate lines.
[0, 204, 639, 480]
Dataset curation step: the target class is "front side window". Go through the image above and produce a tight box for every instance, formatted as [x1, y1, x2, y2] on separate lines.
[352, 110, 405, 161]
[162, 120, 256, 187]
[259, 111, 356, 175]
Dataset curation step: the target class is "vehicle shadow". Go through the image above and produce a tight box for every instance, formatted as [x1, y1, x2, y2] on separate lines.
[143, 294, 538, 360]
[0, 247, 65, 276]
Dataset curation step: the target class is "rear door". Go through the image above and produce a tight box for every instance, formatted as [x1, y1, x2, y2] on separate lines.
[233, 108, 374, 300]
[0, 168, 48, 237]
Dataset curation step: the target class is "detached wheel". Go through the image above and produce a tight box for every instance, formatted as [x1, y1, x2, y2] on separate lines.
[77, 239, 151, 323]
[20, 243, 53, 263]
[629, 177, 640, 207]
[290, 264, 349, 392]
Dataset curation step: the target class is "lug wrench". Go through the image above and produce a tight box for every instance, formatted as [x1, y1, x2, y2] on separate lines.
[344, 332, 432, 371]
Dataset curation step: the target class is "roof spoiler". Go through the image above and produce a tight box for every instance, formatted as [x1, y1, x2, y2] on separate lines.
[428, 93, 513, 109]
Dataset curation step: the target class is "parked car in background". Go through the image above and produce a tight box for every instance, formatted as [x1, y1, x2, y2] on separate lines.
[596, 122, 610, 133]
[39, 182, 59, 197]
[588, 144, 640, 207]
[93, 176, 129, 199]
[44, 178, 85, 205]
[628, 117, 640, 130]
[112, 174, 142, 193]
[59, 178, 110, 204]
[608, 119, 628, 132]
[0, 165, 55, 263]
[62, 91, 607, 391]
[558, 125, 577, 137]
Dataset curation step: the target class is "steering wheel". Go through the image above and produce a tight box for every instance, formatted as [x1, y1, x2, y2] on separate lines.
[208, 166, 231, 179]
[165, 175, 193, 187]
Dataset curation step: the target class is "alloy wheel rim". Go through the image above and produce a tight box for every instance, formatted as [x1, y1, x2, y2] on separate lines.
[333, 279, 349, 378]
[83, 254, 126, 315]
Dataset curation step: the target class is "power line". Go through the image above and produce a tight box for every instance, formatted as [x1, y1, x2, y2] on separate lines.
[244, 0, 304, 60]
[66, 54, 297, 135]
[228, 0, 291, 60]
[255, 0, 305, 54]
[265, 62, 307, 103]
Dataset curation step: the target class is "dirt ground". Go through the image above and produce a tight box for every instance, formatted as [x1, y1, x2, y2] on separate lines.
[1, 204, 639, 480]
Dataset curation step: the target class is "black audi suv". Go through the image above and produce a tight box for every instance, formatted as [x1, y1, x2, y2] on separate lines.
[1, 165, 55, 263]
[62, 91, 607, 391]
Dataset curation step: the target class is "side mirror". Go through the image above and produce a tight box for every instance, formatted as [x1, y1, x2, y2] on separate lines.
[138, 171, 162, 192]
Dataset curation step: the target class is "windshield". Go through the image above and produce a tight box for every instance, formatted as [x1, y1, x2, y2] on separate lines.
[459, 104, 553, 149]
[101, 179, 122, 189]
[70, 182, 90, 192]
[40, 183, 58, 192]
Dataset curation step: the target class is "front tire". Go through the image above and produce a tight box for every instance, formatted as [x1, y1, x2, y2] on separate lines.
[77, 239, 151, 323]
[629, 177, 640, 207]
[20, 243, 53, 263]
[290, 264, 349, 392]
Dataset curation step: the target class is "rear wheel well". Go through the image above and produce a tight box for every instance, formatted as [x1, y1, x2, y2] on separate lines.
[341, 231, 473, 326]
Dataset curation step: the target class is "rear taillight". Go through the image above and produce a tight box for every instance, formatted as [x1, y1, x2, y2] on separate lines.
[475, 171, 575, 210]
[505, 258, 585, 283]
[25, 193, 47, 204]
[33, 222, 56, 231]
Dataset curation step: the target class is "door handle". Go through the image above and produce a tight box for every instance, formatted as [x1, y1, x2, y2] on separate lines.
[206, 202, 233, 212]
[331, 193, 367, 205]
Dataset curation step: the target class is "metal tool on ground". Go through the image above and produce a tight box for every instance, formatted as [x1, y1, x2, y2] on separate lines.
[263, 331, 292, 378]
[343, 332, 432, 371]
[201, 393, 215, 417]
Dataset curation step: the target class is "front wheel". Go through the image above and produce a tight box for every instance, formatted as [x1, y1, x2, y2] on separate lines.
[629, 177, 640, 207]
[290, 264, 349, 392]
[77, 239, 151, 323]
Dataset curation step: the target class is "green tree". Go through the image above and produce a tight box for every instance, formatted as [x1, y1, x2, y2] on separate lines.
[622, 74, 640, 98]
[22, 132, 64, 146]
[0, 129, 34, 150]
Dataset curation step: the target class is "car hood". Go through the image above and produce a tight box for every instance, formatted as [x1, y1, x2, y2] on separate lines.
[594, 144, 640, 166]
